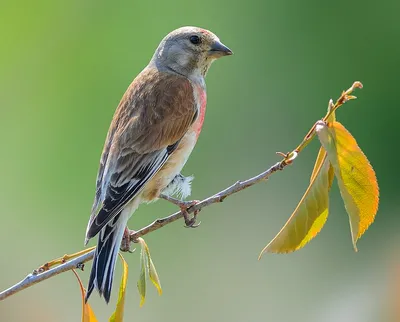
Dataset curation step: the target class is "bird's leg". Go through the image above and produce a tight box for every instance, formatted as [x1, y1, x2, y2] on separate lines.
[160, 194, 201, 228]
[120, 227, 136, 253]
[161, 194, 198, 209]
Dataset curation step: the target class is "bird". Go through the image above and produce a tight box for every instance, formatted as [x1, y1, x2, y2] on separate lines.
[84, 26, 232, 303]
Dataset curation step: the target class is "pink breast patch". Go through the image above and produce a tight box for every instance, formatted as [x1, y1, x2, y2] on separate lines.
[192, 85, 207, 138]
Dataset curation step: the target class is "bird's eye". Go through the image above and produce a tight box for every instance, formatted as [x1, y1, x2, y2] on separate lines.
[189, 35, 201, 45]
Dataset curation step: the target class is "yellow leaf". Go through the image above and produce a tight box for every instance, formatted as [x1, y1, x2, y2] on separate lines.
[316, 121, 379, 251]
[109, 254, 129, 322]
[259, 150, 331, 256]
[72, 269, 98, 322]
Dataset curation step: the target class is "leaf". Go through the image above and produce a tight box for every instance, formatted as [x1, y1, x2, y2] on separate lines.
[316, 121, 379, 251]
[259, 149, 332, 256]
[146, 249, 162, 296]
[136, 238, 162, 307]
[72, 269, 98, 322]
[109, 254, 129, 322]
[137, 240, 147, 307]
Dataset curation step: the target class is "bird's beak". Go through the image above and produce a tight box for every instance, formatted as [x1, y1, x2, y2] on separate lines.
[208, 40, 233, 58]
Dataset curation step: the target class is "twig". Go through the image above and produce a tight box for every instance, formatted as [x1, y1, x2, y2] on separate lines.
[0, 160, 288, 301]
[0, 251, 94, 300]
[130, 160, 288, 239]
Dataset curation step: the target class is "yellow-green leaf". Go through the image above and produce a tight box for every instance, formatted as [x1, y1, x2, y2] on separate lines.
[316, 121, 379, 251]
[109, 253, 129, 322]
[72, 269, 98, 322]
[146, 249, 162, 296]
[259, 150, 331, 256]
[136, 238, 162, 306]
[137, 239, 147, 307]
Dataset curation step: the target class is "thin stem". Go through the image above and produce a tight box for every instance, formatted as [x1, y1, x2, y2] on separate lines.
[0, 251, 95, 301]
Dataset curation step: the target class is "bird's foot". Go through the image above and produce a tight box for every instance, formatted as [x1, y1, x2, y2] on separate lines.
[181, 201, 201, 228]
[120, 227, 136, 253]
[160, 194, 201, 228]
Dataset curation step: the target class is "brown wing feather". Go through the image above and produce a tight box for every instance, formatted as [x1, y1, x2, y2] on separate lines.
[86, 68, 196, 239]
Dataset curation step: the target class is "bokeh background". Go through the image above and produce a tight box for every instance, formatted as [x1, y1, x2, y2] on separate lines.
[1, 0, 399, 321]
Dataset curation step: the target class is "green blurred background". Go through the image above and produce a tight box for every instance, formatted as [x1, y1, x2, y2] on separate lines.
[1, 0, 399, 321]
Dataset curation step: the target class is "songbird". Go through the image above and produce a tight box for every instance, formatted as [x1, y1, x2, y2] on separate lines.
[84, 26, 232, 303]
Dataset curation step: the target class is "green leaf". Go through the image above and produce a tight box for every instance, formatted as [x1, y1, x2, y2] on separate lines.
[316, 121, 379, 251]
[109, 253, 129, 322]
[136, 238, 162, 307]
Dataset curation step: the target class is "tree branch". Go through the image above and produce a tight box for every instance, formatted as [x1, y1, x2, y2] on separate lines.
[0, 81, 363, 302]
[0, 159, 289, 301]
[0, 81, 362, 302]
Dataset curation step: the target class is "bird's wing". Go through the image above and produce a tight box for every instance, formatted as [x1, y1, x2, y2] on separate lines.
[86, 68, 197, 239]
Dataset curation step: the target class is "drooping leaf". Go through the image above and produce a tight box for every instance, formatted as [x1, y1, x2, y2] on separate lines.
[109, 254, 129, 322]
[137, 240, 147, 307]
[146, 248, 162, 296]
[316, 121, 379, 251]
[72, 269, 98, 322]
[259, 150, 332, 256]
[136, 238, 162, 307]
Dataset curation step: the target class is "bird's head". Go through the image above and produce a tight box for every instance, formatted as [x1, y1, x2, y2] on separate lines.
[151, 26, 232, 81]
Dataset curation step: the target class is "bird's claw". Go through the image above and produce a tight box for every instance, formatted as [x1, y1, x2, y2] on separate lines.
[160, 195, 202, 228]
[184, 219, 201, 228]
[120, 240, 136, 253]
[120, 227, 136, 253]
[182, 206, 201, 228]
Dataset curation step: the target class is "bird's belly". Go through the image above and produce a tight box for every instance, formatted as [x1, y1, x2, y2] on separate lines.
[141, 130, 197, 202]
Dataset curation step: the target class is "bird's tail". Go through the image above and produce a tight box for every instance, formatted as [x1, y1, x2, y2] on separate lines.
[85, 211, 129, 303]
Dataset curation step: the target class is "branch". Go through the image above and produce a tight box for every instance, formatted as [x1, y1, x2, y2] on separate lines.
[0, 251, 94, 301]
[0, 160, 289, 301]
[0, 81, 362, 302]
